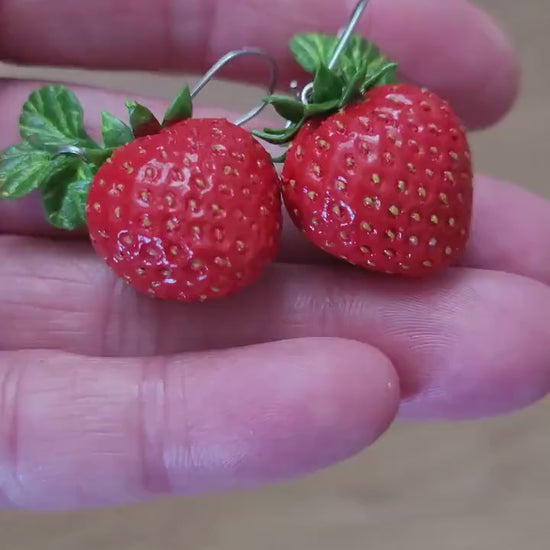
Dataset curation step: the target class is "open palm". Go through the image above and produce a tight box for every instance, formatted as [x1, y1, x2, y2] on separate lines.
[0, 0, 549, 510]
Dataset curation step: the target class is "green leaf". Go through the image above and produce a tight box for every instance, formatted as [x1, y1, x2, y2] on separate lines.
[305, 98, 341, 117]
[376, 69, 398, 86]
[101, 111, 133, 148]
[252, 98, 341, 147]
[253, 34, 399, 148]
[313, 64, 343, 104]
[272, 151, 287, 164]
[289, 33, 397, 86]
[252, 121, 304, 145]
[126, 101, 162, 138]
[360, 62, 399, 92]
[19, 85, 101, 153]
[341, 36, 398, 86]
[40, 156, 94, 230]
[163, 86, 193, 127]
[290, 33, 338, 73]
[336, 35, 377, 82]
[0, 143, 52, 199]
[263, 95, 306, 124]
[256, 126, 289, 135]
[339, 69, 366, 107]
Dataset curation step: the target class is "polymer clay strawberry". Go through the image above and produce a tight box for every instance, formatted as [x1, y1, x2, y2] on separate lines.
[0, 85, 281, 301]
[255, 34, 473, 276]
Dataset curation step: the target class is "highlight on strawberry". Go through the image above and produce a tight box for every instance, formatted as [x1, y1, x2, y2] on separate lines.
[0, 81, 282, 303]
[254, 33, 474, 277]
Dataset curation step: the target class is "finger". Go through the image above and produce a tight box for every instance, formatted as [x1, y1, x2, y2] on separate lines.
[0, 339, 398, 510]
[459, 175, 550, 286]
[1, 0, 519, 128]
[1, 236, 549, 420]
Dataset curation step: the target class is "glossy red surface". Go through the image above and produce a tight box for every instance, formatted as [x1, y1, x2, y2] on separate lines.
[86, 119, 281, 301]
[282, 84, 473, 276]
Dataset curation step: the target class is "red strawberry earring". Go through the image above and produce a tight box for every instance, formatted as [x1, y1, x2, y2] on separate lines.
[0, 49, 283, 303]
[255, 0, 474, 277]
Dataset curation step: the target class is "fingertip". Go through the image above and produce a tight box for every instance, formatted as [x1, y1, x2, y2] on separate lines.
[320, 337, 400, 440]
[295, 337, 401, 448]
[457, 2, 521, 129]
[176, 338, 400, 493]
[398, 270, 550, 420]
[461, 174, 550, 285]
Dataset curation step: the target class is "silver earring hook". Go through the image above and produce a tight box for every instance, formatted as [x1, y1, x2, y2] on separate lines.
[299, 0, 371, 105]
[328, 0, 370, 71]
[192, 48, 279, 127]
[53, 49, 279, 159]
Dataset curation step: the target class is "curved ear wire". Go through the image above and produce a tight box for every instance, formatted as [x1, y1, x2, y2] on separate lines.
[299, 0, 371, 105]
[328, 0, 370, 70]
[51, 49, 279, 162]
[191, 48, 279, 127]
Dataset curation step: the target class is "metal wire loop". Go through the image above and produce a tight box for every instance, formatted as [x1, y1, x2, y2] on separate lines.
[191, 48, 279, 127]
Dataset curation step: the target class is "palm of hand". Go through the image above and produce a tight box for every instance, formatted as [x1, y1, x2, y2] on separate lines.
[0, 0, 548, 511]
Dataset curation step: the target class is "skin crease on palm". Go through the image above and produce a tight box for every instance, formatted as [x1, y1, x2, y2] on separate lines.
[0, 0, 548, 511]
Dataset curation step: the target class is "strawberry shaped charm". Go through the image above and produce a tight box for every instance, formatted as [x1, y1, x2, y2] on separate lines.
[255, 33, 473, 277]
[87, 117, 281, 301]
[0, 84, 281, 302]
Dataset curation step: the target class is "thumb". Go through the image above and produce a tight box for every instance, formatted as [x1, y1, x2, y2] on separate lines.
[0, 338, 398, 510]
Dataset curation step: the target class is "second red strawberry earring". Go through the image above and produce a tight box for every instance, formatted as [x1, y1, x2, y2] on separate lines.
[0, 50, 283, 303]
[255, 0, 474, 278]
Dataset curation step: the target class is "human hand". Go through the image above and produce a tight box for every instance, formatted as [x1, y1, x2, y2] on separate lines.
[0, 0, 548, 511]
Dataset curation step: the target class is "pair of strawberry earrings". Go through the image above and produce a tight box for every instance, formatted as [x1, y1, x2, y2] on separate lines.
[0, 0, 473, 303]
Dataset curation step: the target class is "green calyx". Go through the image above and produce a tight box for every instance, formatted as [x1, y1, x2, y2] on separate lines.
[0, 84, 195, 230]
[252, 33, 398, 149]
